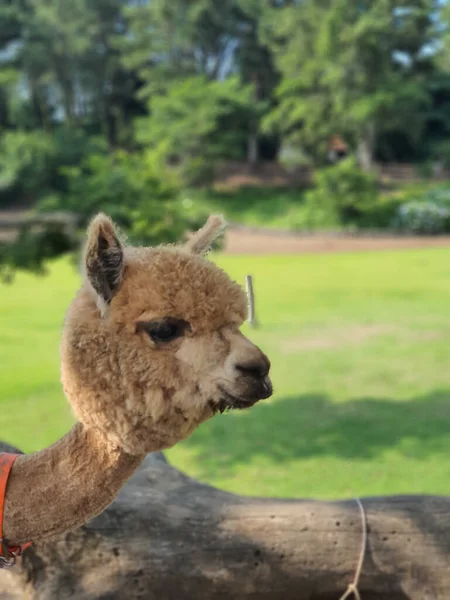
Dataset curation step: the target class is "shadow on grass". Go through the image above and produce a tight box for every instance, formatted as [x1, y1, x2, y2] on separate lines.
[183, 390, 450, 476]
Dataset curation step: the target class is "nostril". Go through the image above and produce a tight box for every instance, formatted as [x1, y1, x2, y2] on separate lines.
[235, 361, 269, 379]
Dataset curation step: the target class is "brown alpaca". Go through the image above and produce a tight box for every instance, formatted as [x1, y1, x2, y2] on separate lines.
[3, 214, 272, 546]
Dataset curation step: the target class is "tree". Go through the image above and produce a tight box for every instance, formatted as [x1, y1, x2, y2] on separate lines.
[234, 0, 280, 165]
[263, 0, 439, 169]
[124, 0, 240, 99]
[125, 0, 279, 166]
[136, 76, 258, 184]
[0, 0, 146, 147]
[423, 2, 450, 166]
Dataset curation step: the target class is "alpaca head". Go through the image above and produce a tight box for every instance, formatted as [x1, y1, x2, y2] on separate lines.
[61, 214, 272, 455]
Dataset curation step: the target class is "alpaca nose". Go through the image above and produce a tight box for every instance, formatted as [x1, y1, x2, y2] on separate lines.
[234, 354, 272, 400]
[235, 358, 270, 379]
[227, 331, 272, 401]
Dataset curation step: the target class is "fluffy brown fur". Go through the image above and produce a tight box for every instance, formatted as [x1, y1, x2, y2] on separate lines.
[4, 424, 142, 543]
[4, 214, 272, 545]
[63, 214, 271, 454]
[185, 214, 226, 255]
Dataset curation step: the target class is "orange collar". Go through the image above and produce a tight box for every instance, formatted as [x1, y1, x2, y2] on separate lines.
[0, 453, 32, 568]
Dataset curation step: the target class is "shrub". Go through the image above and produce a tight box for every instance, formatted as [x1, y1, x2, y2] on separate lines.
[421, 187, 450, 208]
[394, 201, 450, 234]
[357, 194, 405, 229]
[304, 159, 378, 227]
[392, 185, 450, 234]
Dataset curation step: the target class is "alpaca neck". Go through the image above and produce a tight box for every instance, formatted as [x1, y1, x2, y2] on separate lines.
[3, 422, 144, 545]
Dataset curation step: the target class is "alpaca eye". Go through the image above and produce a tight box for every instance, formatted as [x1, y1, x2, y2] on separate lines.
[136, 318, 189, 343]
[148, 321, 181, 343]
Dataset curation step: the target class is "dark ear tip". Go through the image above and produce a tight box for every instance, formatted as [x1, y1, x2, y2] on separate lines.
[84, 213, 124, 304]
[87, 213, 117, 242]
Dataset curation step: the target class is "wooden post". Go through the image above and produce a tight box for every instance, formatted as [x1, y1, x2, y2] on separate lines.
[245, 275, 258, 328]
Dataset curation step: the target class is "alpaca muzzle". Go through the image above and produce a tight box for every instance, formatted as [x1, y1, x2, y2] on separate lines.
[215, 354, 273, 413]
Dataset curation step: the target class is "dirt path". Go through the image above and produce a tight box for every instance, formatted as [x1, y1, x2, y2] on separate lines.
[225, 228, 450, 254]
[3, 210, 450, 255]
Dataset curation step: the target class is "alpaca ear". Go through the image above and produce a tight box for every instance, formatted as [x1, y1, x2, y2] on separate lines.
[84, 214, 124, 304]
[185, 215, 226, 256]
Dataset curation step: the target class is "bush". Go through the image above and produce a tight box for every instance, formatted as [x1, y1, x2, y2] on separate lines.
[394, 201, 450, 234]
[304, 159, 378, 228]
[356, 193, 406, 229]
[421, 187, 450, 208]
[393, 186, 450, 234]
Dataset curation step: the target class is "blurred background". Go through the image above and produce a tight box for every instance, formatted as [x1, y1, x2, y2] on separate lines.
[1, 0, 450, 500]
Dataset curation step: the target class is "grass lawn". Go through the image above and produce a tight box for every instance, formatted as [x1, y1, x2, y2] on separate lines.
[1, 248, 450, 499]
[189, 186, 309, 230]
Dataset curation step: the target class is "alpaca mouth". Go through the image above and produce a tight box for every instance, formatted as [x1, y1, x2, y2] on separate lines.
[214, 384, 271, 414]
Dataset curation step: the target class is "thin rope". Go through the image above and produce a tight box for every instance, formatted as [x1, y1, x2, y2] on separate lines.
[338, 498, 367, 600]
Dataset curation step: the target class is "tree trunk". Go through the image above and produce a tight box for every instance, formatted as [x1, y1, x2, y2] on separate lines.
[28, 78, 51, 132]
[52, 54, 76, 126]
[247, 129, 259, 168]
[247, 74, 261, 169]
[357, 123, 376, 172]
[0, 442, 449, 600]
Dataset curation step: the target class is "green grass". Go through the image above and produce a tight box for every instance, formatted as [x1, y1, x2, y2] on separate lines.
[1, 249, 450, 499]
[188, 186, 310, 230]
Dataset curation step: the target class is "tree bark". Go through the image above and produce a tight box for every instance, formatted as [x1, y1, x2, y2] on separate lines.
[0, 441, 449, 600]
[247, 130, 259, 169]
[247, 74, 261, 169]
[357, 123, 376, 172]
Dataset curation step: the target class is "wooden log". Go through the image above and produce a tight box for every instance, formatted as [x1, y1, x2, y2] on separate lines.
[0, 441, 449, 600]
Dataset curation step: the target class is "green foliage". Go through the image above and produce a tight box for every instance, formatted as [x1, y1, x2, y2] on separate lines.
[0, 223, 77, 283]
[394, 201, 450, 234]
[137, 76, 260, 184]
[124, 0, 236, 92]
[0, 128, 107, 207]
[263, 0, 437, 167]
[191, 181, 423, 232]
[0, 131, 56, 204]
[0, 0, 450, 275]
[0, 142, 208, 280]
[357, 195, 404, 230]
[42, 148, 208, 246]
[393, 186, 450, 234]
[304, 159, 379, 227]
